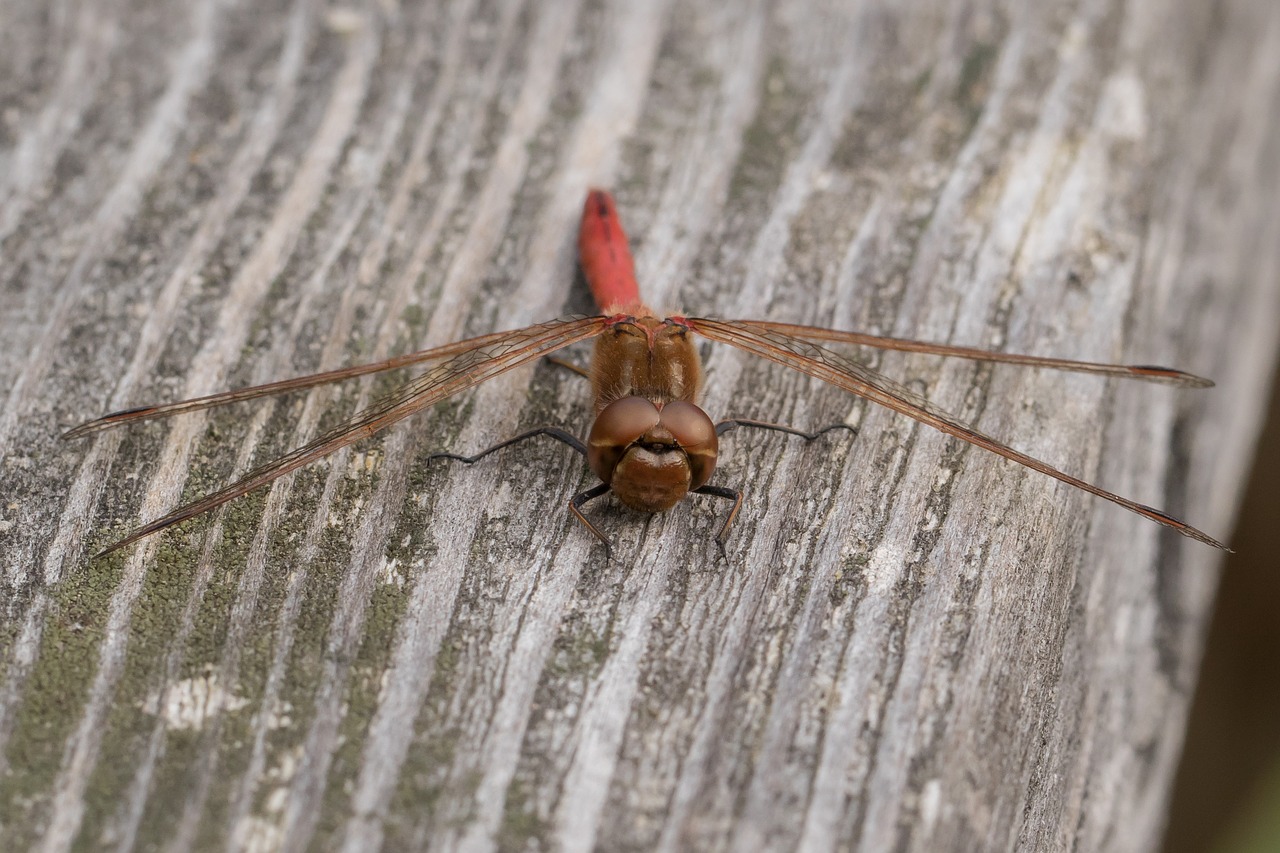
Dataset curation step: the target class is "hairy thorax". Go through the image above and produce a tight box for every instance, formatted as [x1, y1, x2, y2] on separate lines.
[589, 315, 703, 412]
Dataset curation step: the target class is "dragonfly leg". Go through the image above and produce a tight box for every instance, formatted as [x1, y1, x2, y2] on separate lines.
[570, 482, 614, 559]
[545, 356, 590, 379]
[692, 484, 742, 563]
[715, 418, 857, 442]
[430, 428, 614, 554]
[426, 426, 586, 465]
[703, 420, 855, 561]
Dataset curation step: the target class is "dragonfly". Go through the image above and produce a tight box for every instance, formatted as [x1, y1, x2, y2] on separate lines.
[66, 189, 1228, 557]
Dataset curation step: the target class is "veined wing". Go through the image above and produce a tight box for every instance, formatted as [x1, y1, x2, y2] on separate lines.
[65, 328, 533, 438]
[687, 317, 1226, 550]
[729, 320, 1213, 387]
[91, 315, 606, 556]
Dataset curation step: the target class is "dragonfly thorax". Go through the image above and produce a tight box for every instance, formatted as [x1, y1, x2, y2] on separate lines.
[590, 316, 703, 412]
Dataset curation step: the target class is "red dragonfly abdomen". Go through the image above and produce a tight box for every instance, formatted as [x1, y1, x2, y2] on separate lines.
[579, 188, 647, 315]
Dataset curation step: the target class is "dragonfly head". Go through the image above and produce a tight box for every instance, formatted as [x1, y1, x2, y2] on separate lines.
[587, 397, 717, 512]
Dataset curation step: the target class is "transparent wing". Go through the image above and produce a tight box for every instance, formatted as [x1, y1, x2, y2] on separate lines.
[94, 315, 607, 555]
[64, 328, 529, 438]
[727, 319, 1213, 387]
[687, 317, 1226, 550]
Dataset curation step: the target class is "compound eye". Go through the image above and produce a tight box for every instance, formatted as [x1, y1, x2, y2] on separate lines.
[658, 401, 718, 489]
[587, 397, 660, 483]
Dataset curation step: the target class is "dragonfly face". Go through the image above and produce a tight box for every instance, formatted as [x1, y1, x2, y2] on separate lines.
[587, 396, 718, 512]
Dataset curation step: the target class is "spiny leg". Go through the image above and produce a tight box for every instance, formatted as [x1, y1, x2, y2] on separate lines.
[545, 356, 590, 379]
[703, 419, 856, 559]
[715, 418, 857, 442]
[570, 483, 614, 559]
[427, 427, 621, 556]
[425, 426, 586, 465]
[692, 484, 742, 563]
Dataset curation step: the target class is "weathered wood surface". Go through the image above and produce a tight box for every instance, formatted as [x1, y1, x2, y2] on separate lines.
[1, 0, 1277, 850]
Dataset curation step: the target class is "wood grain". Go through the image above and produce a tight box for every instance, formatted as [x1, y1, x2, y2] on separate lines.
[1, 0, 1277, 850]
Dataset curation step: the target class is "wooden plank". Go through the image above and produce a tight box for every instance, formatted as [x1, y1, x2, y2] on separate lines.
[1, 0, 1277, 850]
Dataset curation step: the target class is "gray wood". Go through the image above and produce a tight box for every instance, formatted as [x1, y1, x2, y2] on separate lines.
[1, 0, 1276, 850]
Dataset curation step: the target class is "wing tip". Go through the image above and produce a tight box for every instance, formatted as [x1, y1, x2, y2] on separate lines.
[1180, 526, 1232, 552]
[1129, 365, 1215, 388]
[64, 406, 160, 439]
